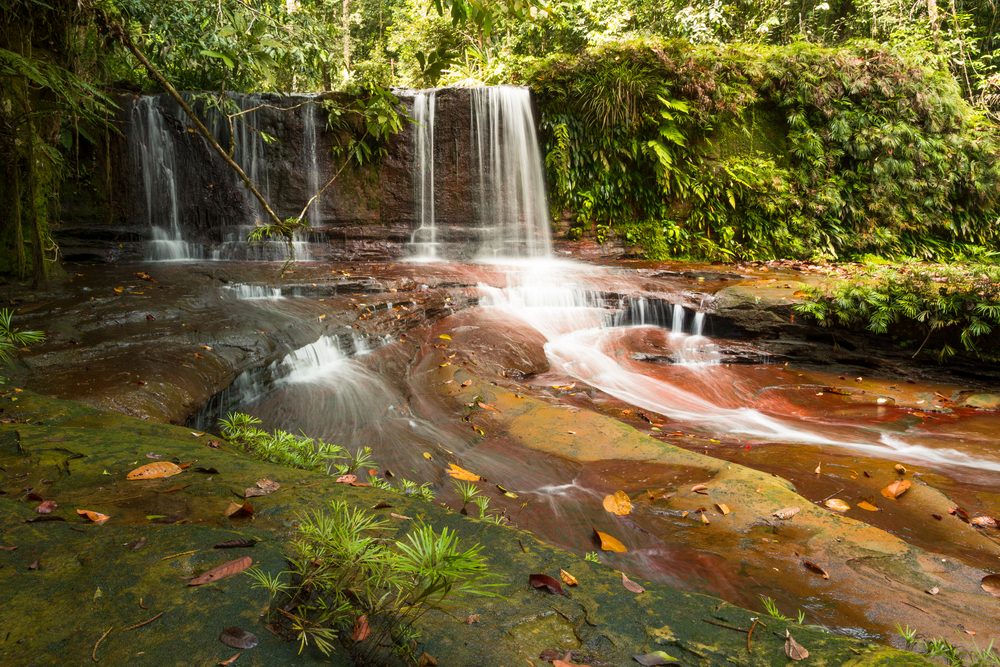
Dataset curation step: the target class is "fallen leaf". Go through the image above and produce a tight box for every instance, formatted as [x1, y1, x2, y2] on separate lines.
[773, 507, 800, 520]
[190, 556, 253, 586]
[825, 499, 850, 512]
[621, 572, 645, 593]
[127, 461, 183, 480]
[214, 538, 257, 549]
[336, 474, 357, 484]
[439, 334, 451, 340]
[390, 513, 412, 520]
[496, 484, 518, 498]
[716, 503, 730, 515]
[784, 632, 809, 660]
[814, 462, 821, 475]
[560, 569, 578, 586]
[445, 463, 484, 482]
[971, 516, 999, 529]
[465, 614, 480, 624]
[28, 559, 39, 570]
[128, 537, 147, 551]
[161, 484, 191, 494]
[219, 652, 241, 666]
[35, 500, 57, 514]
[881, 479, 911, 499]
[691, 484, 708, 494]
[423, 452, 433, 460]
[371, 502, 392, 509]
[245, 479, 280, 497]
[225, 501, 254, 518]
[858, 500, 880, 511]
[417, 652, 438, 667]
[194, 353, 204, 359]
[42, 437, 67, 442]
[803, 560, 830, 579]
[76, 509, 110, 525]
[201, 345, 213, 350]
[594, 529, 627, 553]
[632, 652, 681, 666]
[478, 402, 497, 411]
[194, 467, 219, 474]
[529, 573, 565, 595]
[927, 587, 939, 595]
[351, 615, 370, 642]
[602, 491, 632, 516]
[894, 464, 906, 474]
[461, 380, 472, 387]
[552, 661, 591, 667]
[982, 574, 1000, 598]
[219, 626, 258, 649]
[700, 512, 710, 525]
[0, 545, 17, 551]
[950, 506, 971, 523]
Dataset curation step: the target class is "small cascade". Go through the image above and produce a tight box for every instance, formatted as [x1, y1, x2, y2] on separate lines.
[691, 312, 706, 337]
[132, 97, 201, 261]
[410, 91, 438, 260]
[303, 102, 323, 228]
[671, 304, 685, 333]
[227, 284, 284, 300]
[471, 86, 552, 259]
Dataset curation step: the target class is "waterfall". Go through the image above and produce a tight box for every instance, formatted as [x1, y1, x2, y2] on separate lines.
[471, 86, 552, 259]
[692, 312, 705, 336]
[671, 304, 685, 333]
[303, 101, 323, 228]
[410, 91, 438, 259]
[132, 98, 201, 261]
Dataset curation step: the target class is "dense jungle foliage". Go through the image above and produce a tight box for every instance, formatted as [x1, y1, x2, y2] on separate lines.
[1, 0, 999, 276]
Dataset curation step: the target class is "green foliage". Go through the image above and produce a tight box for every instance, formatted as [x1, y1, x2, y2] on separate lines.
[794, 263, 1000, 362]
[532, 40, 1000, 262]
[252, 499, 498, 662]
[219, 412, 364, 472]
[0, 309, 44, 366]
[893, 624, 1000, 666]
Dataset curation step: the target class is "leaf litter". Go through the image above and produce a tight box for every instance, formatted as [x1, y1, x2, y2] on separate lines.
[219, 626, 258, 649]
[529, 573, 565, 595]
[244, 478, 280, 498]
[189, 556, 252, 586]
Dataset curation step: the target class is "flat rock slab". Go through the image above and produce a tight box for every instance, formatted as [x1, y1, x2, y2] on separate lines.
[0, 392, 930, 666]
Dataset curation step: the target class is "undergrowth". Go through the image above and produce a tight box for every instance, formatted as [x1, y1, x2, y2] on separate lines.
[896, 624, 1000, 666]
[793, 263, 1000, 362]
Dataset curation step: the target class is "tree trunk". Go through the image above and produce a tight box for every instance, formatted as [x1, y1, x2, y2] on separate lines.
[22, 87, 47, 289]
[9, 147, 26, 279]
[928, 0, 940, 49]
[343, 0, 350, 69]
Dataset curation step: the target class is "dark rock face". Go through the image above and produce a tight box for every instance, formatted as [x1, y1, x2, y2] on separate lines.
[57, 87, 542, 263]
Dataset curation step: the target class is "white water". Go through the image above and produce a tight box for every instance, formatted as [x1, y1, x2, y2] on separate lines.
[227, 284, 284, 300]
[303, 102, 323, 228]
[132, 98, 201, 261]
[479, 266, 1000, 472]
[410, 91, 438, 260]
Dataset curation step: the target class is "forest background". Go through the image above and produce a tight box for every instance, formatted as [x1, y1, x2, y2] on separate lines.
[1, 0, 999, 286]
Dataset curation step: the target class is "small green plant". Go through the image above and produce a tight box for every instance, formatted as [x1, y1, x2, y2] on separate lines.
[254, 500, 498, 662]
[759, 595, 792, 623]
[0, 309, 44, 366]
[219, 412, 365, 473]
[454, 480, 481, 512]
[332, 446, 377, 477]
[584, 551, 600, 563]
[472, 495, 490, 520]
[896, 623, 918, 650]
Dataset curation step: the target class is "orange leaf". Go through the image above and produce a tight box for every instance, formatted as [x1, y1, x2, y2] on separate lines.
[76, 509, 110, 525]
[803, 560, 830, 579]
[219, 652, 241, 666]
[225, 501, 254, 518]
[445, 463, 483, 482]
[602, 491, 632, 516]
[351, 615, 371, 642]
[881, 479, 911, 499]
[127, 461, 183, 480]
[594, 529, 627, 553]
[560, 569, 578, 586]
[858, 500, 880, 512]
[477, 402, 497, 411]
[691, 484, 708, 495]
[553, 661, 592, 667]
[188, 556, 252, 586]
[773, 507, 800, 520]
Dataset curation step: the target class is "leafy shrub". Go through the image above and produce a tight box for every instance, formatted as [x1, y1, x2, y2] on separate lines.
[0, 309, 44, 366]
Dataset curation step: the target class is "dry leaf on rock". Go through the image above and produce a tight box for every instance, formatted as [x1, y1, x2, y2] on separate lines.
[35, 500, 57, 514]
[417, 652, 438, 667]
[445, 463, 484, 482]
[390, 513, 412, 520]
[351, 615, 370, 642]
[971, 516, 998, 528]
[190, 556, 252, 586]
[602, 491, 632, 516]
[128, 537, 147, 551]
[552, 661, 591, 667]
[76, 509, 110, 525]
[245, 479, 280, 498]
[225, 501, 254, 518]
[219, 652, 241, 666]
[951, 506, 971, 523]
[621, 572, 645, 593]
[858, 500, 880, 511]
[127, 461, 183, 480]
[882, 479, 911, 499]
[461, 380, 472, 387]
[529, 573, 565, 595]
[632, 652, 681, 666]
[593, 529, 627, 553]
[773, 507, 800, 520]
[691, 484, 708, 495]
[716, 503, 730, 515]
[214, 538, 257, 549]
[560, 569, 578, 586]
[825, 499, 850, 512]
[336, 474, 357, 484]
[894, 464, 907, 474]
[982, 574, 1000, 598]
[803, 560, 830, 579]
[784, 632, 809, 660]
[465, 614, 480, 625]
[219, 626, 258, 649]
[927, 587, 939, 595]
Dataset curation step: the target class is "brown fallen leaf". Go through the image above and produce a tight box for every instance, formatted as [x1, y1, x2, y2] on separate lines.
[219, 626, 258, 648]
[35, 500, 57, 514]
[127, 461, 183, 481]
[691, 484, 708, 494]
[951, 506, 971, 523]
[161, 484, 191, 494]
[128, 537, 147, 551]
[0, 545, 18, 551]
[858, 500, 880, 511]
[881, 479, 911, 499]
[225, 501, 254, 518]
[245, 478, 280, 498]
[417, 652, 438, 667]
[214, 538, 257, 549]
[529, 573, 565, 595]
[784, 631, 809, 660]
[77, 509, 110, 525]
[773, 507, 800, 520]
[926, 587, 940, 595]
[219, 652, 241, 666]
[465, 614, 480, 625]
[336, 474, 357, 484]
[971, 516, 999, 529]
[552, 661, 592, 667]
[477, 402, 498, 411]
[189, 556, 252, 586]
[351, 615, 370, 642]
[560, 569, 578, 586]
[371, 502, 392, 510]
[814, 462, 821, 475]
[982, 574, 1000, 598]
[461, 380, 472, 387]
[602, 490, 632, 516]
[390, 513, 412, 520]
[594, 529, 627, 553]
[28, 559, 39, 570]
[803, 560, 830, 579]
[621, 572, 645, 594]
[700, 512, 710, 525]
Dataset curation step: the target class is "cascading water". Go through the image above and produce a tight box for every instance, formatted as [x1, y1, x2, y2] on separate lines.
[470, 86, 552, 259]
[132, 97, 201, 261]
[410, 91, 438, 259]
[303, 101, 323, 228]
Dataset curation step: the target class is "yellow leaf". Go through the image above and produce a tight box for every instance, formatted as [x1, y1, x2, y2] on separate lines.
[76, 509, 110, 525]
[716, 503, 730, 515]
[825, 499, 850, 511]
[445, 463, 483, 482]
[594, 529, 627, 553]
[114, 286, 124, 293]
[318, 314, 327, 320]
[201, 346, 212, 350]
[560, 569, 578, 586]
[858, 500, 880, 511]
[127, 461, 183, 480]
[439, 334, 451, 340]
[423, 452, 433, 460]
[602, 491, 632, 516]
[701, 512, 710, 524]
